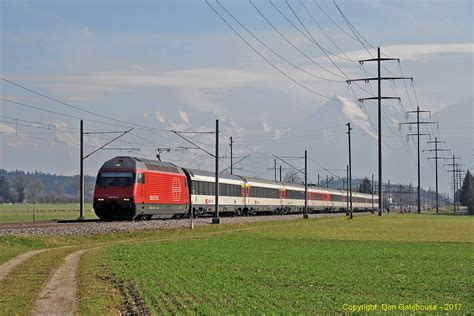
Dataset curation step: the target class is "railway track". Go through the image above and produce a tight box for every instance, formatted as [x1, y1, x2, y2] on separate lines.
[0, 212, 362, 236]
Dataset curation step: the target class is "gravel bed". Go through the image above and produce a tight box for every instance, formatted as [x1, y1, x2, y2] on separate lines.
[0, 212, 369, 236]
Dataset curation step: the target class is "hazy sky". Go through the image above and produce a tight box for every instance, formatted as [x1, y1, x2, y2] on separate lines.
[1, 0, 472, 195]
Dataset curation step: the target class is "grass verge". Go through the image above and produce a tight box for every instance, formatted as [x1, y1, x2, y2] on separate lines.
[77, 247, 123, 315]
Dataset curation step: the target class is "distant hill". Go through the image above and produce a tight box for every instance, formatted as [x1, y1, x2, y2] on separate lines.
[0, 169, 95, 203]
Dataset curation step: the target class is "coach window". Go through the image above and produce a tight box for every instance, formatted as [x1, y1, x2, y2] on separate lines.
[199, 181, 205, 195]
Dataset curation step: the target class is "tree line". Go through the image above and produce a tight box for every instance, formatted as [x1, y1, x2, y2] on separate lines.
[459, 170, 473, 214]
[0, 169, 95, 203]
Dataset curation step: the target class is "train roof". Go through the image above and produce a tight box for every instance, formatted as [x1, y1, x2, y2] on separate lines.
[244, 176, 282, 186]
[184, 168, 244, 182]
[100, 156, 184, 175]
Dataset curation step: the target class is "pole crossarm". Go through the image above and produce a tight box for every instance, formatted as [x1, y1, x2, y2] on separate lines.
[84, 128, 133, 159]
[101, 147, 140, 151]
[423, 149, 450, 153]
[346, 77, 412, 84]
[428, 139, 445, 144]
[359, 58, 400, 63]
[220, 155, 249, 174]
[172, 130, 215, 158]
[83, 131, 131, 135]
[400, 122, 438, 125]
[406, 133, 430, 137]
[359, 97, 400, 102]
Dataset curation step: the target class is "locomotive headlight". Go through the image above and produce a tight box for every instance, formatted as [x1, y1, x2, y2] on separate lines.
[97, 198, 104, 201]
[123, 198, 130, 201]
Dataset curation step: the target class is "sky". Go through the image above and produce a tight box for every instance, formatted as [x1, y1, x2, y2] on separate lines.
[0, 0, 473, 196]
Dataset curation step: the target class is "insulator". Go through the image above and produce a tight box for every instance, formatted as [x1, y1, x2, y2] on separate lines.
[409, 125, 412, 131]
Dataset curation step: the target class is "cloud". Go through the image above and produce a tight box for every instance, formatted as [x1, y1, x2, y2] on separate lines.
[154, 112, 166, 123]
[56, 67, 270, 91]
[0, 124, 16, 134]
[324, 43, 474, 63]
[179, 111, 191, 126]
[261, 122, 271, 133]
[323, 130, 334, 144]
[274, 128, 290, 140]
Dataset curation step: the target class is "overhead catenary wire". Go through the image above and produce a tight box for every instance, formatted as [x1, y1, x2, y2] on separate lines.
[0, 78, 172, 133]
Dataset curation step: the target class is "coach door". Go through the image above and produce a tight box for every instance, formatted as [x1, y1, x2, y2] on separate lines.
[279, 186, 285, 209]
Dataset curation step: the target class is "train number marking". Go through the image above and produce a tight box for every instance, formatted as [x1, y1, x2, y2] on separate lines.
[150, 195, 160, 201]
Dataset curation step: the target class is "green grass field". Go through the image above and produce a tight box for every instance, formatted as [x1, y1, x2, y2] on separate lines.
[101, 215, 473, 314]
[0, 214, 472, 314]
[0, 203, 96, 222]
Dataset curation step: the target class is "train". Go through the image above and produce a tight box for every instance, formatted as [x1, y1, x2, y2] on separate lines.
[93, 156, 378, 220]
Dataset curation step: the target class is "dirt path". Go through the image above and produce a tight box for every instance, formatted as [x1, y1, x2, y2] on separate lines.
[31, 250, 86, 316]
[0, 250, 48, 282]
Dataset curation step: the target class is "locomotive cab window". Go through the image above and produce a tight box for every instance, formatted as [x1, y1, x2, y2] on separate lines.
[97, 172, 133, 186]
[135, 173, 145, 184]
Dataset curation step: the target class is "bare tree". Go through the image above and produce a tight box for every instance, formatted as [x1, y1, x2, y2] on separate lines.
[283, 171, 302, 184]
[26, 179, 45, 202]
[12, 174, 27, 202]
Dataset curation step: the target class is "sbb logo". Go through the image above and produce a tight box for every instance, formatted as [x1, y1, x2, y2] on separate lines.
[171, 178, 182, 201]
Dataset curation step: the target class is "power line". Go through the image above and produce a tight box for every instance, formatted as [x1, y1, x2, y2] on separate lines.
[297, 0, 358, 64]
[271, 0, 374, 96]
[333, 0, 375, 57]
[249, 0, 345, 80]
[300, 0, 358, 64]
[205, 0, 345, 101]
[312, 0, 358, 42]
[216, 0, 344, 82]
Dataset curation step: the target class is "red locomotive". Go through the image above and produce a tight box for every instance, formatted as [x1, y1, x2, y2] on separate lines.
[93, 156, 189, 220]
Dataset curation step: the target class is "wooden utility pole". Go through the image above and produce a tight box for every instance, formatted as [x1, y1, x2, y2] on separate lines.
[371, 173, 374, 212]
[229, 136, 233, 174]
[304, 150, 308, 218]
[346, 122, 353, 218]
[213, 119, 220, 224]
[79, 120, 84, 220]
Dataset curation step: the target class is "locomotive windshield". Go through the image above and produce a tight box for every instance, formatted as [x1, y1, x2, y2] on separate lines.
[97, 172, 133, 186]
